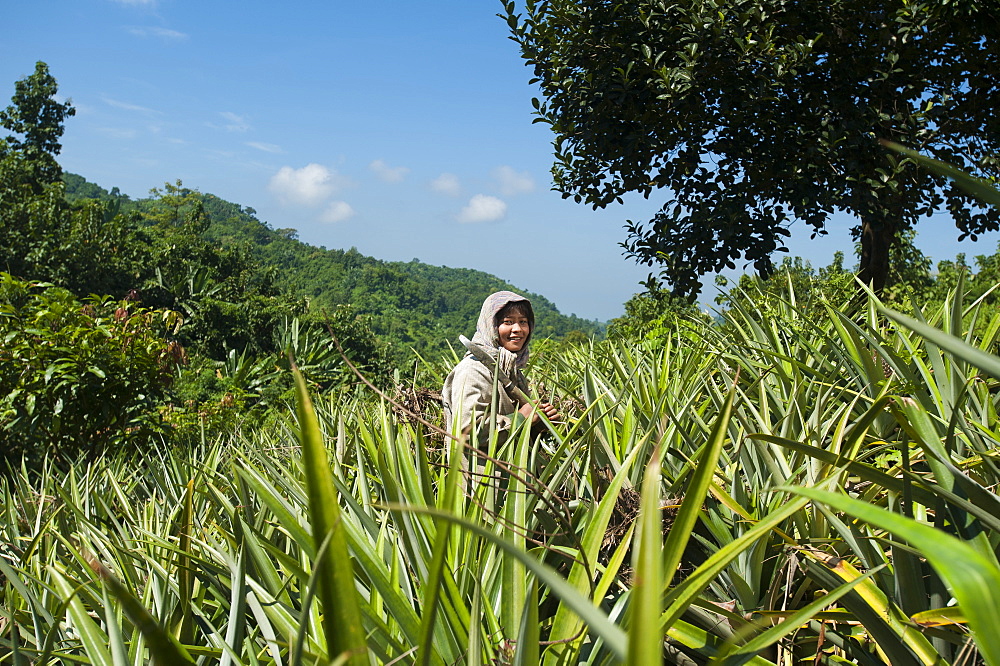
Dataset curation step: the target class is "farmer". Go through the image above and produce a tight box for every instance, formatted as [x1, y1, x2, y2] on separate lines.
[442, 291, 560, 445]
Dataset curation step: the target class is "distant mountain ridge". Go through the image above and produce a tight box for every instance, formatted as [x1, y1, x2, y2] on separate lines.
[63, 174, 603, 357]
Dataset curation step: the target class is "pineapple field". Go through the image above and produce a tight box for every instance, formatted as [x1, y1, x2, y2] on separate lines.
[4, 277, 1000, 665]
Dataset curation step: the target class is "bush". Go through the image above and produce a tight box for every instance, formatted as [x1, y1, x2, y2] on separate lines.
[0, 273, 181, 469]
[607, 280, 711, 343]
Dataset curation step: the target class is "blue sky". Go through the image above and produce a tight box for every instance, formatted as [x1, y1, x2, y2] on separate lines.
[5, 1, 997, 322]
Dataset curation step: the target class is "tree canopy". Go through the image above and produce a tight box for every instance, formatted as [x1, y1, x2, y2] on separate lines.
[0, 61, 75, 188]
[505, 0, 1000, 296]
[0, 63, 141, 295]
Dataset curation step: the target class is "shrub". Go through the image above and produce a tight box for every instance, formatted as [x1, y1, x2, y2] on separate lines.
[0, 273, 181, 469]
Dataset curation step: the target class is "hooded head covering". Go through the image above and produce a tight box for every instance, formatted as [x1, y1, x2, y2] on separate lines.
[469, 290, 534, 375]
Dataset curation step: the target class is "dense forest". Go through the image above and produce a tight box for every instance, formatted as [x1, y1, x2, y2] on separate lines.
[62, 172, 603, 354]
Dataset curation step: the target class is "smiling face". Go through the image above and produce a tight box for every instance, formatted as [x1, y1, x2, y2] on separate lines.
[496, 304, 531, 353]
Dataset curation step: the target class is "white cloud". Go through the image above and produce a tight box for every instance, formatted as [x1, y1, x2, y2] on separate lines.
[102, 96, 157, 114]
[220, 111, 249, 132]
[369, 159, 409, 183]
[246, 141, 283, 154]
[126, 26, 187, 40]
[458, 194, 507, 223]
[430, 172, 461, 197]
[493, 165, 535, 196]
[320, 201, 355, 223]
[268, 164, 344, 207]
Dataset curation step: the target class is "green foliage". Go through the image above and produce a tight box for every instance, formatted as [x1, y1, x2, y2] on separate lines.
[607, 279, 711, 343]
[62, 171, 128, 203]
[292, 365, 368, 665]
[714, 253, 855, 325]
[560, 329, 590, 346]
[0, 61, 75, 188]
[194, 182, 604, 359]
[161, 310, 392, 446]
[505, 0, 1000, 294]
[0, 64, 140, 299]
[1, 155, 145, 297]
[61, 173, 599, 366]
[0, 273, 179, 469]
[259, 246, 603, 361]
[130, 181, 299, 360]
[140, 179, 207, 228]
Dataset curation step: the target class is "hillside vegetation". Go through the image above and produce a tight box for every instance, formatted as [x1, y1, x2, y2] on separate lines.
[63, 173, 603, 356]
[3, 163, 602, 464]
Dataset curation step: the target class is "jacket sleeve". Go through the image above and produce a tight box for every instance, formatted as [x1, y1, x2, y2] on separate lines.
[443, 358, 520, 439]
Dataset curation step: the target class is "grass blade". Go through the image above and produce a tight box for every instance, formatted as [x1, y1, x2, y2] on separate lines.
[662, 381, 735, 582]
[50, 570, 113, 666]
[880, 306, 1000, 380]
[628, 445, 664, 666]
[84, 551, 196, 666]
[170, 478, 195, 644]
[881, 141, 1000, 207]
[513, 578, 540, 666]
[712, 568, 877, 665]
[293, 364, 367, 666]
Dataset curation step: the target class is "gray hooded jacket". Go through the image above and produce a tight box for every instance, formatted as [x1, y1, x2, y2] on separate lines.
[442, 291, 532, 443]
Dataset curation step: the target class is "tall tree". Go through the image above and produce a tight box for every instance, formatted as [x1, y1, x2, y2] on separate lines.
[0, 63, 142, 294]
[0, 61, 76, 188]
[504, 0, 1000, 295]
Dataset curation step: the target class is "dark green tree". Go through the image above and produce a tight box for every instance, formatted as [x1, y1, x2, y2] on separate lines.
[0, 273, 180, 470]
[133, 181, 304, 360]
[0, 61, 76, 189]
[505, 0, 999, 296]
[0, 62, 145, 295]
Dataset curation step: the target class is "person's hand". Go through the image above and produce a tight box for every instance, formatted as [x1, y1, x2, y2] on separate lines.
[519, 400, 561, 426]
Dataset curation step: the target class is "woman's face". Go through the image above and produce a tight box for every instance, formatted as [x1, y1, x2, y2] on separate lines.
[498, 311, 530, 353]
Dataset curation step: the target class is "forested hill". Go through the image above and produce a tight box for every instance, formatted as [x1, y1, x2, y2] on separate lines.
[62, 174, 603, 357]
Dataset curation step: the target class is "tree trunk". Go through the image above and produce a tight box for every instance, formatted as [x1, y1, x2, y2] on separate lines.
[857, 216, 895, 294]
